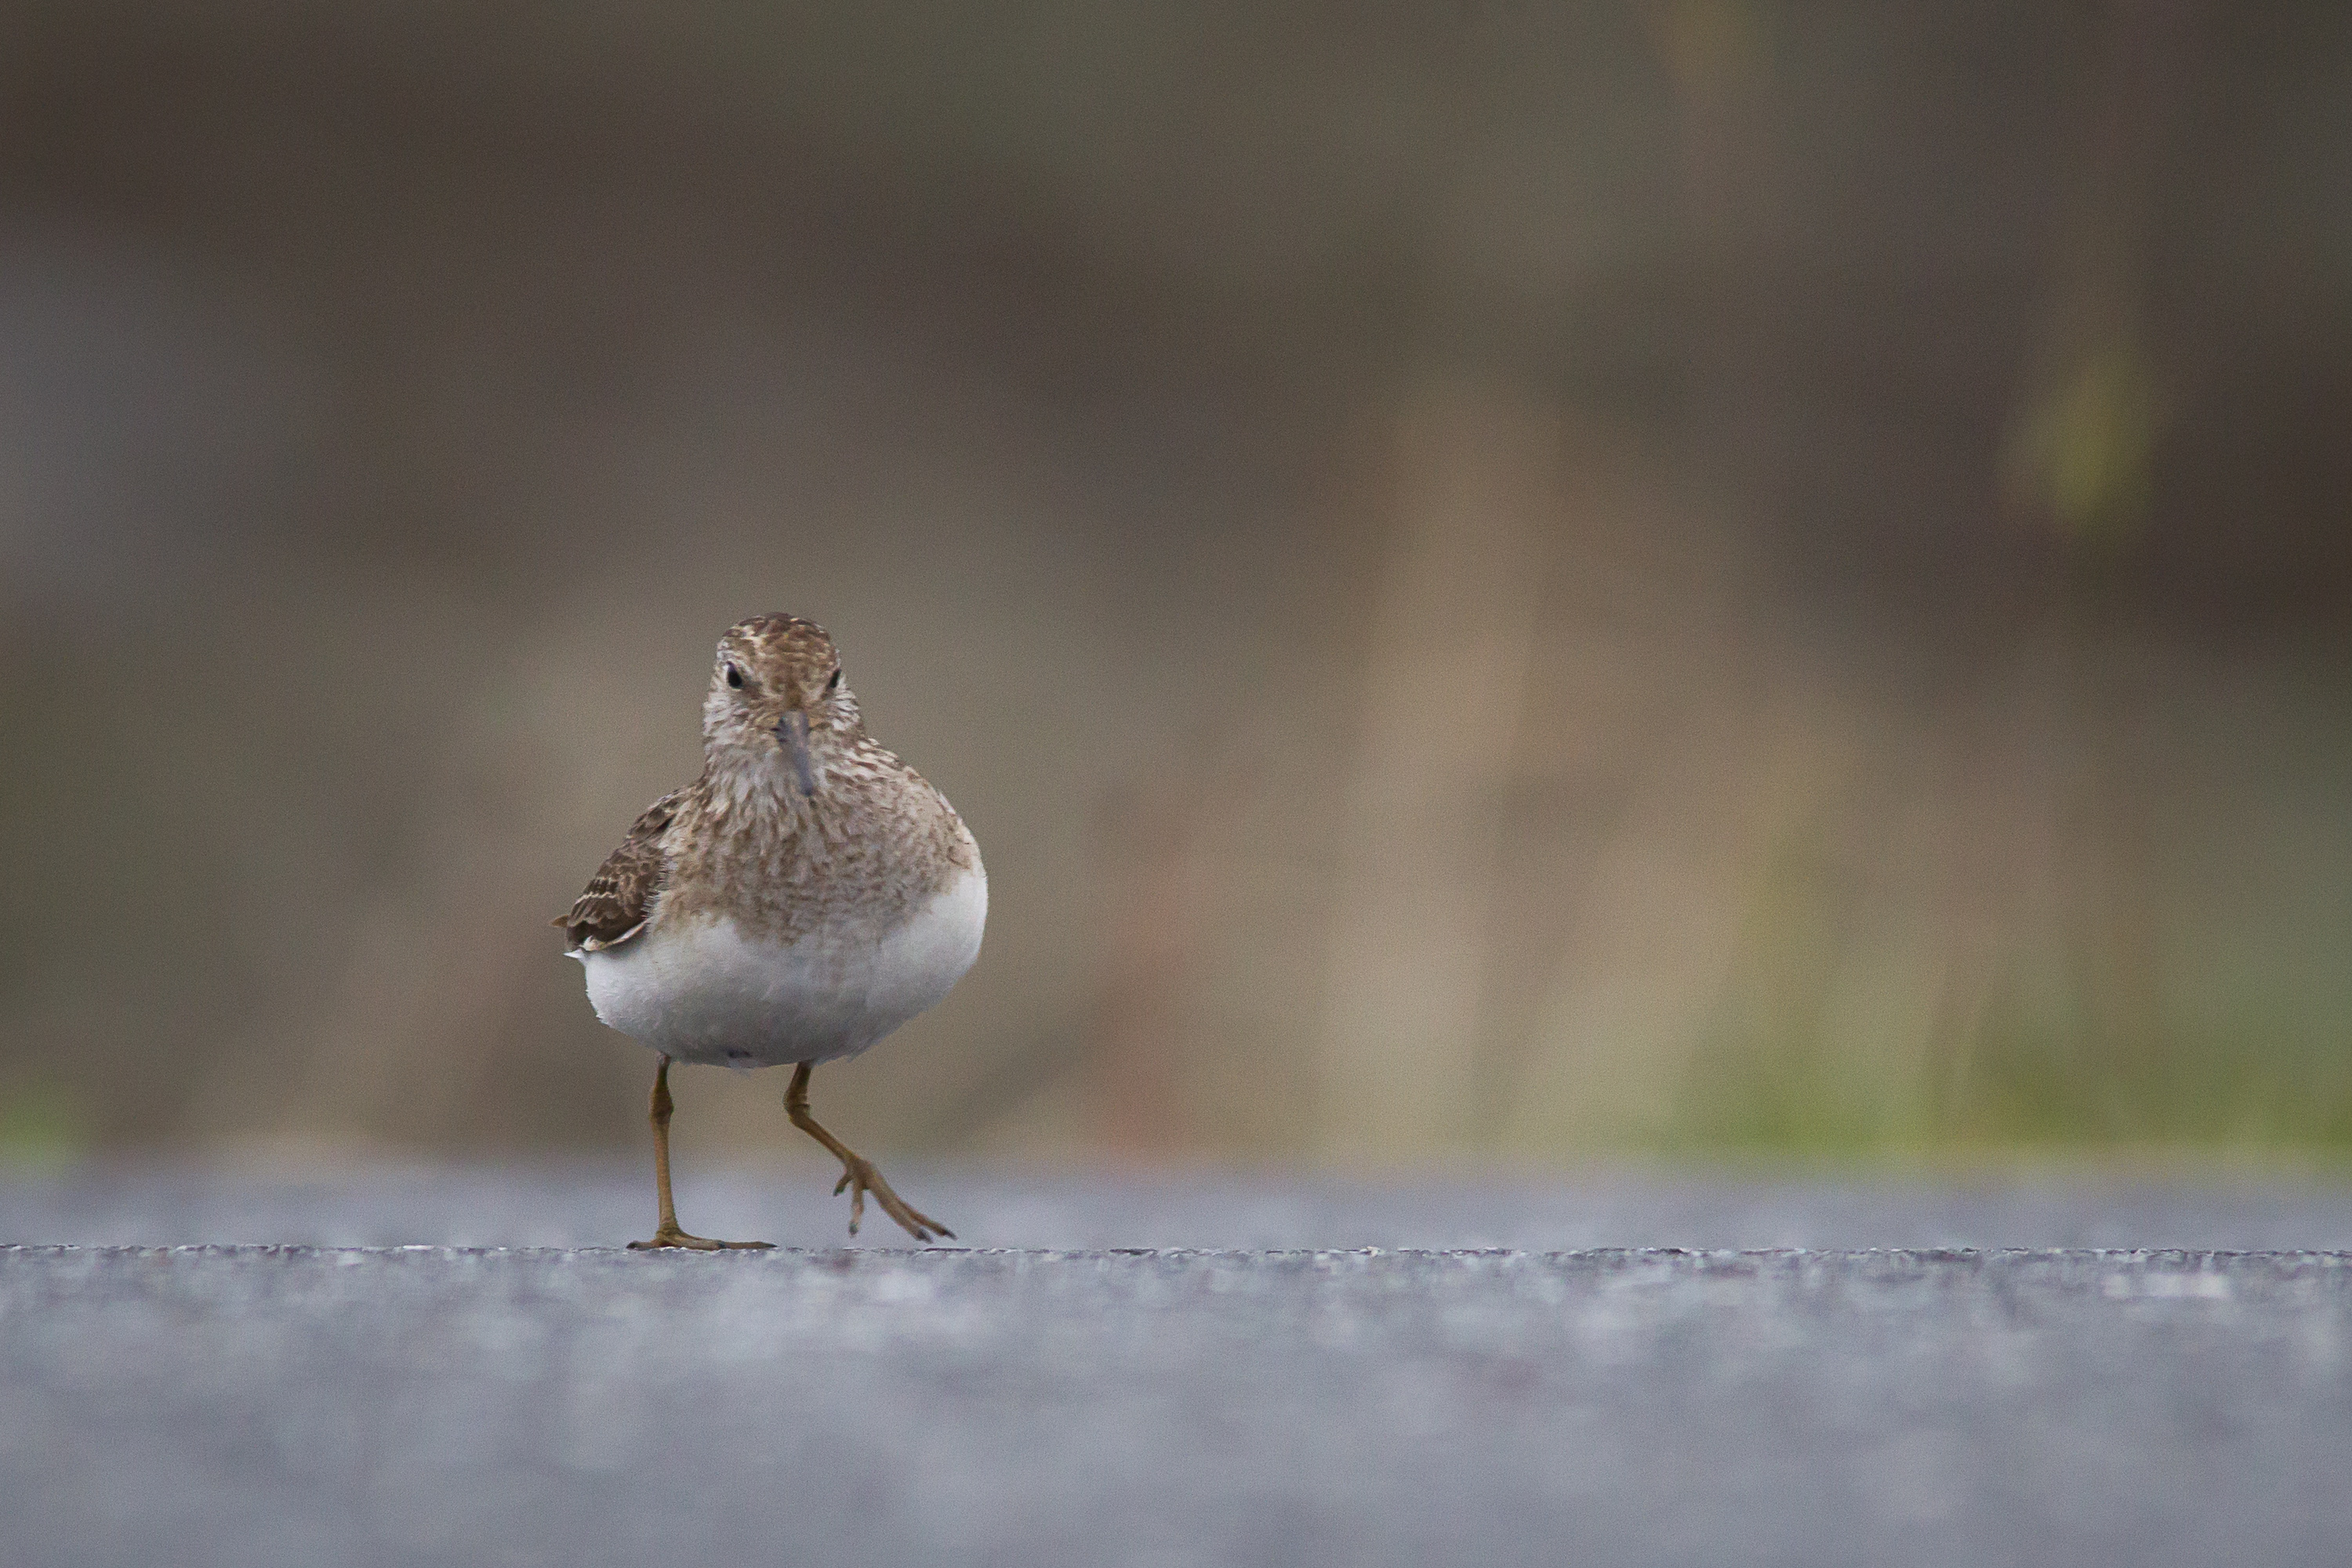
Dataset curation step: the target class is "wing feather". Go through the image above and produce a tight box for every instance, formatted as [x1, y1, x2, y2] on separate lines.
[554, 788, 685, 950]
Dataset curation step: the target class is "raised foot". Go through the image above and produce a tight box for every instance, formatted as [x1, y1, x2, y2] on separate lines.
[627, 1227, 775, 1251]
[833, 1156, 955, 1243]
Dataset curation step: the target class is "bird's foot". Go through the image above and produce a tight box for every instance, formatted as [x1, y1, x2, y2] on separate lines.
[628, 1226, 775, 1251]
[832, 1156, 954, 1243]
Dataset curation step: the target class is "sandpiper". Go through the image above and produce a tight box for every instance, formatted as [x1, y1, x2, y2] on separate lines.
[555, 613, 985, 1247]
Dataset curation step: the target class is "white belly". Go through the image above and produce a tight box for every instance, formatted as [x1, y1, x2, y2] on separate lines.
[574, 866, 986, 1069]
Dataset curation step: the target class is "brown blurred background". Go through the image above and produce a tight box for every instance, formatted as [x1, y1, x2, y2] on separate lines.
[0, 1, 2346, 1163]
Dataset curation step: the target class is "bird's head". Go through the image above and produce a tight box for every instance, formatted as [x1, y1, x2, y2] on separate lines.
[702, 612, 860, 793]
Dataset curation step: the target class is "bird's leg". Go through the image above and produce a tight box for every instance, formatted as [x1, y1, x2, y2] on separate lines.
[629, 1054, 773, 1251]
[784, 1062, 954, 1243]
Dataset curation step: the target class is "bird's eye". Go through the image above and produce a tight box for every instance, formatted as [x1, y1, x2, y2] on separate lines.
[825, 667, 842, 693]
[724, 662, 744, 690]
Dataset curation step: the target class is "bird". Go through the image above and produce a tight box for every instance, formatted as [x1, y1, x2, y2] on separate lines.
[554, 613, 985, 1247]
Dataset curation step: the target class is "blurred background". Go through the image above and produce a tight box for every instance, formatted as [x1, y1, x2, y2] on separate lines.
[0, 0, 2346, 1167]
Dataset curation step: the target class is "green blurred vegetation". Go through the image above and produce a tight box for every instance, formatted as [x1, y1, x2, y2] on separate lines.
[0, 1078, 88, 1167]
[1669, 712, 2352, 1156]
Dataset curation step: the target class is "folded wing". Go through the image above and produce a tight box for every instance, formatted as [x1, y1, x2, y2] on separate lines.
[554, 788, 685, 950]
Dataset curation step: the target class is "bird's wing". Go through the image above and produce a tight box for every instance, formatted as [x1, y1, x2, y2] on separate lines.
[554, 787, 686, 950]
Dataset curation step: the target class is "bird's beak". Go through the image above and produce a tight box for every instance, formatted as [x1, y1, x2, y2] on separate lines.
[774, 709, 817, 796]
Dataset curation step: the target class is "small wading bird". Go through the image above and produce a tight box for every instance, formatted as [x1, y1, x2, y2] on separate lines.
[556, 614, 985, 1247]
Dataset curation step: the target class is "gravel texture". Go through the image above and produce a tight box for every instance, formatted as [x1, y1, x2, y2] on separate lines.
[4, 1167, 2350, 1567]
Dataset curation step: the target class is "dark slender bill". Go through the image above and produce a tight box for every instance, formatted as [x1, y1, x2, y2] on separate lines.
[775, 710, 817, 796]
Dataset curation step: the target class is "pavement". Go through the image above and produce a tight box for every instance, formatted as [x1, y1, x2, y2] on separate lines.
[4, 1163, 2350, 1567]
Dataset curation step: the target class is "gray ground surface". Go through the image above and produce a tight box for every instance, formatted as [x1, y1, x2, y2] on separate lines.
[5, 1166, 2351, 1566]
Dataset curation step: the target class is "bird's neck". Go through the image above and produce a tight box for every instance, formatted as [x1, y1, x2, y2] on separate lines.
[697, 744, 818, 833]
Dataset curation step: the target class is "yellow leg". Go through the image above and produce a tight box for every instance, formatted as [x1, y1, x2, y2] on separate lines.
[628, 1055, 773, 1251]
[785, 1062, 954, 1243]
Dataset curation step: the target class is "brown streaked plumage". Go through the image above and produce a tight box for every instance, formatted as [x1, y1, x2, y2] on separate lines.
[556, 613, 985, 1248]
[555, 789, 682, 951]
